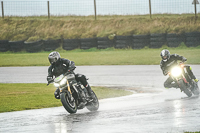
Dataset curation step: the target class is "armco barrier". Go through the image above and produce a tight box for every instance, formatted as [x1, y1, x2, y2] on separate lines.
[9, 40, 24, 52]
[185, 32, 200, 47]
[114, 36, 132, 49]
[43, 39, 61, 51]
[166, 33, 185, 47]
[0, 40, 10, 52]
[133, 34, 150, 49]
[63, 39, 80, 50]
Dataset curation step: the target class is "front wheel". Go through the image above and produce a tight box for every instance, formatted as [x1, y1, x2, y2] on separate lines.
[86, 91, 99, 112]
[178, 79, 192, 97]
[60, 92, 77, 113]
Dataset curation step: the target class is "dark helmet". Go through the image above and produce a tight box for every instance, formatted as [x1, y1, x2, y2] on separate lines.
[160, 49, 170, 62]
[48, 51, 60, 65]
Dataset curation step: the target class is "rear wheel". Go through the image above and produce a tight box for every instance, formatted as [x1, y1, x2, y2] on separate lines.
[179, 79, 192, 97]
[86, 91, 99, 112]
[60, 92, 77, 113]
[191, 80, 200, 96]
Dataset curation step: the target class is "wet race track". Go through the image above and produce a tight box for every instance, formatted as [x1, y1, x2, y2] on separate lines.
[0, 65, 200, 133]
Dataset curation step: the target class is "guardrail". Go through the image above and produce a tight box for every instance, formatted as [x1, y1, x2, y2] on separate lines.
[0, 32, 199, 52]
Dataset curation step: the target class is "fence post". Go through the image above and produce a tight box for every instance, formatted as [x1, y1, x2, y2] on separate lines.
[94, 0, 97, 20]
[47, 1, 50, 19]
[1, 1, 4, 19]
[149, 0, 152, 19]
[194, 0, 197, 18]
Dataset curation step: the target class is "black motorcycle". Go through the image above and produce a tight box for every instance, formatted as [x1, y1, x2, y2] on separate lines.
[47, 71, 99, 114]
[168, 62, 199, 97]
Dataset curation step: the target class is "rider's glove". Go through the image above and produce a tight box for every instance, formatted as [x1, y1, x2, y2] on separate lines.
[47, 76, 53, 82]
[163, 70, 168, 76]
[182, 57, 187, 62]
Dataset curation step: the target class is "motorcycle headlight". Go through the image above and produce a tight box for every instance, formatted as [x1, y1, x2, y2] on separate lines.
[60, 78, 67, 86]
[171, 67, 182, 77]
[54, 83, 60, 88]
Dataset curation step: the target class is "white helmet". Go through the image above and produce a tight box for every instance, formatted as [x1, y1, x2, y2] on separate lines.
[160, 49, 170, 62]
[48, 51, 60, 65]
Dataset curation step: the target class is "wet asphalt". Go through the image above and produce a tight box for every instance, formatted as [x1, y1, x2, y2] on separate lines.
[0, 65, 200, 133]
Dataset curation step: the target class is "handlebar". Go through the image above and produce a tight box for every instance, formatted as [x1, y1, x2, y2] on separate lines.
[47, 70, 75, 86]
[47, 80, 53, 86]
[179, 61, 183, 64]
[164, 62, 185, 76]
[64, 69, 75, 76]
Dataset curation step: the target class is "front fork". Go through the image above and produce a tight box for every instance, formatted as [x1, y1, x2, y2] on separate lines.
[59, 79, 74, 102]
[175, 74, 190, 90]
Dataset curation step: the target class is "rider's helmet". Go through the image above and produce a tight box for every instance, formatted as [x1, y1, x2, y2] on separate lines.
[160, 49, 170, 62]
[48, 51, 61, 65]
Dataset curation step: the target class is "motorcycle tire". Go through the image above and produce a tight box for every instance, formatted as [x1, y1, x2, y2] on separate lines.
[191, 80, 200, 96]
[86, 91, 99, 112]
[60, 92, 77, 113]
[179, 79, 192, 97]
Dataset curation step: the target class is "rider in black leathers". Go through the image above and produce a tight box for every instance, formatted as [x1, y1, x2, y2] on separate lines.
[46, 51, 95, 103]
[160, 49, 198, 88]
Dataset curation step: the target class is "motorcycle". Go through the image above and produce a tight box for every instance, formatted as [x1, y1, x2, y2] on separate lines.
[47, 71, 99, 114]
[168, 62, 199, 97]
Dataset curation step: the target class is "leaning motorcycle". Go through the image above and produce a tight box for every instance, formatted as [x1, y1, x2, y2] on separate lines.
[168, 62, 199, 97]
[47, 71, 99, 114]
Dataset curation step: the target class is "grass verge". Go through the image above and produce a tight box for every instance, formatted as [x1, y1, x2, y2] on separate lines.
[0, 45, 200, 66]
[0, 15, 200, 40]
[0, 83, 132, 113]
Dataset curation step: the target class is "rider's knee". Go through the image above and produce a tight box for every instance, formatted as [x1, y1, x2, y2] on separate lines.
[75, 74, 87, 86]
[164, 82, 170, 88]
[75, 74, 86, 80]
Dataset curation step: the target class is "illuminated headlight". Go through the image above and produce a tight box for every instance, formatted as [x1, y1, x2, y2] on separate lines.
[54, 83, 60, 88]
[171, 67, 182, 77]
[60, 78, 67, 86]
[54, 78, 67, 88]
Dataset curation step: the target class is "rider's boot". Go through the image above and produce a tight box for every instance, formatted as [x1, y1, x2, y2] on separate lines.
[78, 90, 87, 108]
[78, 99, 87, 109]
[194, 79, 199, 83]
[86, 85, 96, 102]
[189, 79, 199, 91]
[54, 88, 60, 99]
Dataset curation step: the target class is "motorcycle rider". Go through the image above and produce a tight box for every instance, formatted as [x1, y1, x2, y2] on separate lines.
[160, 49, 198, 89]
[47, 51, 96, 106]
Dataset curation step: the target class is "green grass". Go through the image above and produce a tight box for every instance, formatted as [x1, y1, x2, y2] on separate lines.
[0, 83, 132, 113]
[0, 15, 200, 41]
[0, 45, 200, 66]
[184, 131, 200, 133]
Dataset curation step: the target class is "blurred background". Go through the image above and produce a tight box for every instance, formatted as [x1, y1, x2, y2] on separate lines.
[0, 0, 199, 18]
